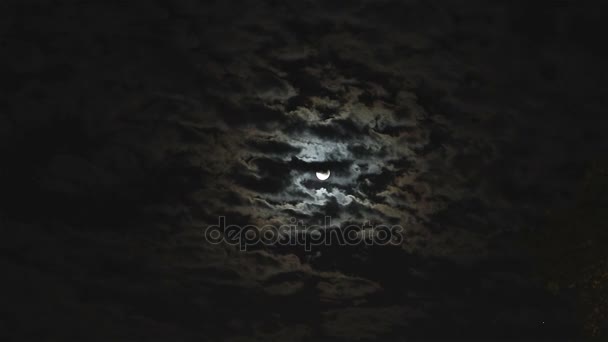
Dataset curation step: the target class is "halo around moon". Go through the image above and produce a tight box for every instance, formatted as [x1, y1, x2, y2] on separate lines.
[316, 170, 330, 180]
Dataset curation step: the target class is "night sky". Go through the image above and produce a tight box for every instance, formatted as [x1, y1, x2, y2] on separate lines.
[2, 1, 608, 341]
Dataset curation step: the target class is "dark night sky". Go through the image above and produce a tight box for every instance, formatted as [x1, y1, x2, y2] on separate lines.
[1, 1, 608, 341]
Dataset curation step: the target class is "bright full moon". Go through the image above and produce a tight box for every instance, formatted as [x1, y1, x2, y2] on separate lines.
[316, 170, 330, 180]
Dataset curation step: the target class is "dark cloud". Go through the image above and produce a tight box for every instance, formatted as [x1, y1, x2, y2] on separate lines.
[288, 157, 353, 175]
[2, 0, 607, 340]
[247, 139, 302, 155]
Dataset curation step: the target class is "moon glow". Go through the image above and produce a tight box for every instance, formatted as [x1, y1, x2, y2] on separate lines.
[316, 170, 331, 180]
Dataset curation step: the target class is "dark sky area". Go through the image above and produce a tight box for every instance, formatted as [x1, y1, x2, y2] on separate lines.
[1, 1, 608, 341]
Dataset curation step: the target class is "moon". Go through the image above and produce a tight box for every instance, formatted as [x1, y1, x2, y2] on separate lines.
[316, 170, 330, 180]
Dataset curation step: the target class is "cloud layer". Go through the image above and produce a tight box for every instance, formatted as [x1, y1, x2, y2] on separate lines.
[2, 0, 607, 340]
